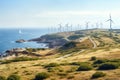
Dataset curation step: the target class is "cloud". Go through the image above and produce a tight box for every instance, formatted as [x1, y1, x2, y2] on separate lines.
[34, 10, 120, 18]
[1, 10, 120, 28]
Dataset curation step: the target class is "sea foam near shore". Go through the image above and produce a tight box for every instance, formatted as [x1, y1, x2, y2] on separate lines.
[0, 28, 48, 53]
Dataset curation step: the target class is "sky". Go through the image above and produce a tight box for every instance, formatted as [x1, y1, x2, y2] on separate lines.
[1, 0, 120, 29]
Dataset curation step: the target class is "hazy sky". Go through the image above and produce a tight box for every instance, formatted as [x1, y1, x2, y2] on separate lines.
[1, 0, 120, 28]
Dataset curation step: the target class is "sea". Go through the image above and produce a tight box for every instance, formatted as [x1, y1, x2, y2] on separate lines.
[0, 28, 49, 54]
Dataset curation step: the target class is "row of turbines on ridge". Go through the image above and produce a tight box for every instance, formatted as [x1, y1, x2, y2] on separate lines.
[48, 14, 113, 33]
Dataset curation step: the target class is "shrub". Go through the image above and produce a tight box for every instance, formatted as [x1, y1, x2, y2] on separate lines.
[91, 72, 106, 79]
[109, 59, 120, 63]
[45, 63, 59, 68]
[26, 48, 36, 52]
[11, 57, 39, 62]
[47, 67, 63, 72]
[7, 74, 20, 80]
[60, 62, 69, 66]
[57, 72, 67, 77]
[62, 42, 76, 49]
[91, 56, 97, 61]
[67, 75, 74, 79]
[77, 64, 93, 71]
[1, 57, 39, 64]
[98, 62, 119, 70]
[67, 35, 84, 40]
[34, 72, 49, 80]
[94, 59, 108, 64]
[41, 34, 63, 40]
[70, 62, 81, 66]
[70, 62, 89, 66]
[0, 76, 6, 80]
[66, 67, 77, 73]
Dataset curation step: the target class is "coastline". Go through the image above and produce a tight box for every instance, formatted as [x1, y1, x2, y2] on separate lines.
[0, 28, 49, 53]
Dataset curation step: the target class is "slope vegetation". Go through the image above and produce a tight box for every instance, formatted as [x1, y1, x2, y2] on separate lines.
[0, 29, 120, 80]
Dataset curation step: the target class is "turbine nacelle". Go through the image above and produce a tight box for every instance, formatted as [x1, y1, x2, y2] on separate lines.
[106, 14, 114, 30]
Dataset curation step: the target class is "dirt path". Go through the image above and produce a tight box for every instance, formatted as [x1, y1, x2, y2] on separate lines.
[55, 50, 85, 61]
[88, 36, 97, 48]
[55, 36, 97, 60]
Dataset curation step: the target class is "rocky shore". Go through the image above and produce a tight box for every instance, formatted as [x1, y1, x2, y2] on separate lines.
[0, 48, 26, 59]
[0, 48, 43, 59]
[28, 34, 69, 48]
[15, 39, 27, 43]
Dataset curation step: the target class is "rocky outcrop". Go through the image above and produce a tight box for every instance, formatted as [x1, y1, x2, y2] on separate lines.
[29, 34, 68, 48]
[5, 48, 26, 56]
[16, 39, 27, 43]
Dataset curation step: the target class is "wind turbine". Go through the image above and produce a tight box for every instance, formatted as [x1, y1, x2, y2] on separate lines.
[91, 24, 94, 29]
[106, 14, 113, 31]
[70, 24, 72, 31]
[77, 24, 81, 30]
[65, 23, 69, 32]
[100, 22, 103, 29]
[96, 23, 99, 29]
[58, 23, 62, 32]
[85, 22, 89, 30]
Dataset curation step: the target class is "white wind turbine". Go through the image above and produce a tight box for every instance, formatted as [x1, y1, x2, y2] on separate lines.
[106, 14, 114, 31]
[85, 22, 89, 30]
[58, 23, 62, 32]
[65, 23, 69, 32]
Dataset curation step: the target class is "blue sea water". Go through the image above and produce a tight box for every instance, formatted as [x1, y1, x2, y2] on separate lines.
[0, 28, 48, 53]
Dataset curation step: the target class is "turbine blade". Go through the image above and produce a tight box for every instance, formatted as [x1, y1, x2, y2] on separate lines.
[106, 19, 110, 22]
[108, 19, 114, 23]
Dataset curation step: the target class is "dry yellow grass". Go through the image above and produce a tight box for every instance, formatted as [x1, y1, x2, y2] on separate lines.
[0, 30, 120, 80]
[0, 47, 120, 80]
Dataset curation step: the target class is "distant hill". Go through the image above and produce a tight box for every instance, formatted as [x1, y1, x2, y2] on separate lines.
[29, 29, 120, 48]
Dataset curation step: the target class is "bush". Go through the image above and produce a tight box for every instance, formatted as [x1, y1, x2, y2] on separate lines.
[70, 62, 81, 66]
[91, 72, 106, 79]
[45, 63, 59, 68]
[0, 76, 6, 80]
[77, 64, 93, 71]
[62, 42, 76, 49]
[1, 57, 39, 64]
[57, 72, 67, 77]
[41, 34, 63, 40]
[94, 59, 108, 64]
[109, 59, 120, 63]
[7, 74, 20, 80]
[47, 67, 62, 72]
[34, 72, 49, 80]
[70, 62, 89, 66]
[67, 75, 74, 79]
[98, 62, 119, 70]
[66, 67, 77, 73]
[67, 35, 84, 40]
[91, 56, 97, 61]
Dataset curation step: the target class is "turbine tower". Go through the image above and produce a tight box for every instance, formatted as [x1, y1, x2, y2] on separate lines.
[91, 24, 94, 29]
[77, 24, 81, 30]
[65, 23, 69, 32]
[58, 23, 62, 32]
[85, 22, 89, 30]
[107, 14, 113, 31]
[100, 22, 103, 29]
[96, 23, 99, 29]
[70, 24, 72, 31]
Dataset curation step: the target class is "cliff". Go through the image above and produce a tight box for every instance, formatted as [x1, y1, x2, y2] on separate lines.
[29, 34, 68, 48]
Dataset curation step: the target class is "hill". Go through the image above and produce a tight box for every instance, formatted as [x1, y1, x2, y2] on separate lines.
[0, 29, 120, 80]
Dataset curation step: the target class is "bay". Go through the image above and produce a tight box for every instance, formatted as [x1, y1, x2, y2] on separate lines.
[0, 28, 48, 53]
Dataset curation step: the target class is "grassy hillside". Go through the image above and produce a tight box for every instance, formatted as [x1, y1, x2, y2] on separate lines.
[0, 29, 120, 80]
